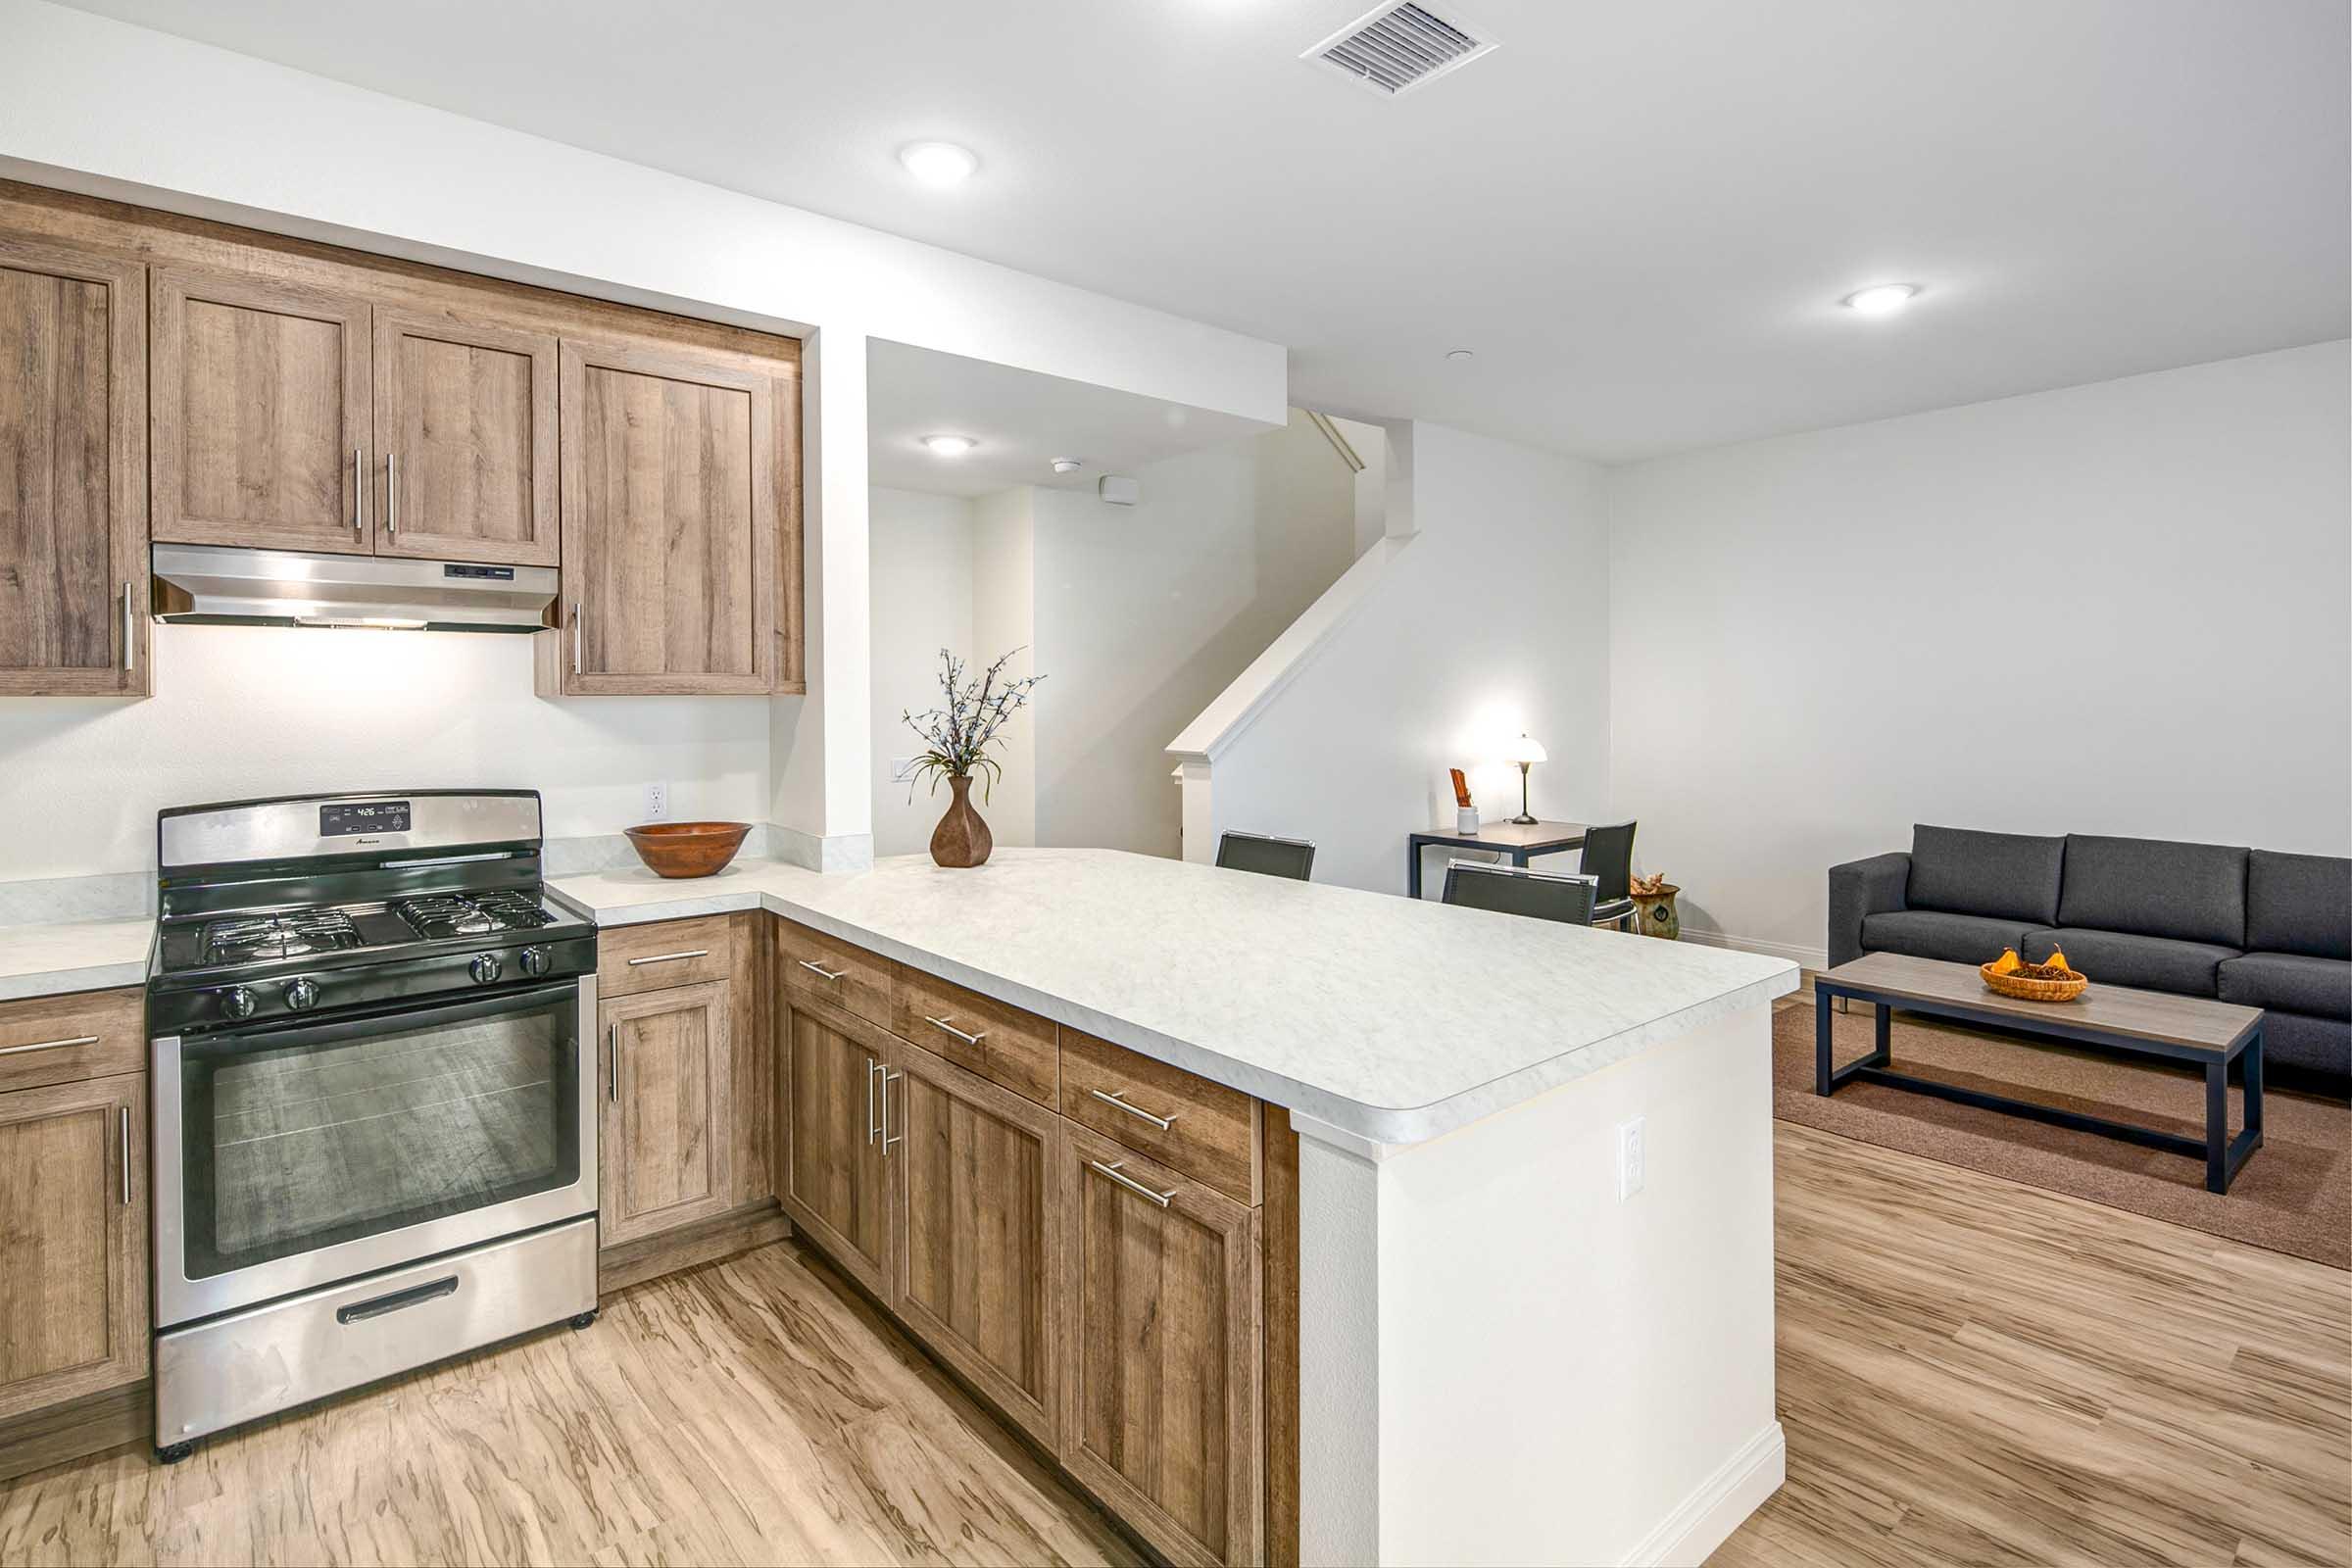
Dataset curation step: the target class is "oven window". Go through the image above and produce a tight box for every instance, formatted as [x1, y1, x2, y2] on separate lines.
[178, 990, 580, 1280]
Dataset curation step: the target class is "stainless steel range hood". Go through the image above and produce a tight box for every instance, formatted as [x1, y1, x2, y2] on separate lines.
[151, 546, 558, 632]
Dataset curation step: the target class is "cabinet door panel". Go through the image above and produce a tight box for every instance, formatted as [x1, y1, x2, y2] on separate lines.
[153, 265, 370, 553]
[1059, 1124, 1260, 1567]
[893, 1040, 1058, 1445]
[601, 981, 732, 1247]
[0, 1072, 148, 1421]
[558, 337, 777, 694]
[373, 308, 557, 564]
[0, 232, 147, 696]
[779, 1008, 891, 1296]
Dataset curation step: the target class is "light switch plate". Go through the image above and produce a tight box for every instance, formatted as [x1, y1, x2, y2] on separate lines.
[889, 758, 918, 783]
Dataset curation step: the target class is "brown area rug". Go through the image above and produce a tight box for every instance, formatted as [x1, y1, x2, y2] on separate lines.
[1772, 998, 2350, 1268]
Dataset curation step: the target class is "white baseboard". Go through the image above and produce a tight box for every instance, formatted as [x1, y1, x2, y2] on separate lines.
[1680, 927, 1828, 972]
[1620, 1420, 1788, 1568]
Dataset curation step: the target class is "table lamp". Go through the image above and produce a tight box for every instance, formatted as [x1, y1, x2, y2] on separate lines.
[1501, 732, 1546, 824]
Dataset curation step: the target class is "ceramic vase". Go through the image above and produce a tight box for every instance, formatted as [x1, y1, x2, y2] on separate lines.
[930, 774, 994, 868]
[1634, 885, 1682, 940]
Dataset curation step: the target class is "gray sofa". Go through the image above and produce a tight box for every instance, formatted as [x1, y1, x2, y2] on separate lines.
[1830, 825, 2351, 1087]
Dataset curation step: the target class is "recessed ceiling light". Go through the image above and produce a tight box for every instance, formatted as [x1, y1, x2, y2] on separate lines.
[1842, 283, 1919, 317]
[1051, 458, 1083, 474]
[900, 141, 978, 187]
[1445, 348, 1476, 362]
[921, 434, 976, 458]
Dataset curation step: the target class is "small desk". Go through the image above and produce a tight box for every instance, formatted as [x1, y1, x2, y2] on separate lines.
[1407, 819, 1589, 899]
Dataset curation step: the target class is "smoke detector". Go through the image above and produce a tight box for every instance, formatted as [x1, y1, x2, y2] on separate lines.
[1304, 3, 1495, 98]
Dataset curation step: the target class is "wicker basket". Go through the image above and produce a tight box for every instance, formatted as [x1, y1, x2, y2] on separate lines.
[1980, 961, 2087, 1002]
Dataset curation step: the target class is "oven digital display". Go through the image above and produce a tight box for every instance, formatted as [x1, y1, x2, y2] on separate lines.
[319, 801, 412, 838]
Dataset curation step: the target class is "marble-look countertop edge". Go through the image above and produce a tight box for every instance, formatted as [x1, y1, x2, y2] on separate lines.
[0, 917, 156, 1004]
[552, 864, 1799, 1146]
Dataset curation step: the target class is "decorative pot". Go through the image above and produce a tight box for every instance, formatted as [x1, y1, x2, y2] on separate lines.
[1633, 884, 1682, 941]
[929, 775, 994, 868]
[623, 820, 752, 879]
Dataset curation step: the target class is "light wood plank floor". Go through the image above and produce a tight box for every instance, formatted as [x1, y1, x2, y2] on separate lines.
[4, 1124, 2344, 1566]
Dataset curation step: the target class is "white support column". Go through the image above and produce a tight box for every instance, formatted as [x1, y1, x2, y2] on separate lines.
[1178, 759, 1214, 863]
[771, 324, 874, 870]
[1295, 1004, 1785, 1566]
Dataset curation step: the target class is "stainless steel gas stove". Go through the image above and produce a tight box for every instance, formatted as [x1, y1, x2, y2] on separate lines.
[146, 791, 601, 1461]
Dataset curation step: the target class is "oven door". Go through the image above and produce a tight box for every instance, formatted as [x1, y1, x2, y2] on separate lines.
[153, 976, 597, 1328]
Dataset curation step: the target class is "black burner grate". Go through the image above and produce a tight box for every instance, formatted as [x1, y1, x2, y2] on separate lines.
[397, 890, 558, 941]
[199, 910, 367, 965]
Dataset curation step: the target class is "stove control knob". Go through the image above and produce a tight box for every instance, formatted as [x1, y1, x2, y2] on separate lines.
[469, 954, 503, 985]
[220, 986, 258, 1020]
[282, 977, 319, 1012]
[518, 946, 552, 978]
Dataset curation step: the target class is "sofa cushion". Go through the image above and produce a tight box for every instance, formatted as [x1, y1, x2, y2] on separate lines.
[2023, 928, 2236, 998]
[1862, 909, 2031, 966]
[2055, 834, 2247, 948]
[2246, 850, 2351, 959]
[2219, 954, 2352, 1020]
[1907, 825, 2065, 924]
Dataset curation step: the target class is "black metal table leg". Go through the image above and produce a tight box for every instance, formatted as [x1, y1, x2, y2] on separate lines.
[1815, 981, 1835, 1095]
[1407, 839, 1423, 900]
[2205, 1056, 2229, 1194]
[1875, 1002, 1891, 1061]
[2246, 1029, 2264, 1139]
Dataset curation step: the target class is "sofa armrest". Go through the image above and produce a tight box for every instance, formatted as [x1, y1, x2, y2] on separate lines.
[1828, 852, 1911, 969]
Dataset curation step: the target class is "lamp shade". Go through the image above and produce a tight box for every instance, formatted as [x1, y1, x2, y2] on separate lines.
[1501, 732, 1547, 764]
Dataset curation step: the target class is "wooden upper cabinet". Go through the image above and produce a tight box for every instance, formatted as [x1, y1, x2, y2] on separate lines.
[0, 231, 148, 697]
[1059, 1124, 1262, 1568]
[0, 1072, 149, 1422]
[553, 336, 791, 696]
[372, 307, 558, 565]
[601, 980, 734, 1248]
[892, 1041, 1061, 1447]
[151, 264, 371, 554]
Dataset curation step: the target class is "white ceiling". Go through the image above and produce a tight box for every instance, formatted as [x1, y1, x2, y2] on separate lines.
[866, 339, 1267, 498]
[59, 0, 2350, 463]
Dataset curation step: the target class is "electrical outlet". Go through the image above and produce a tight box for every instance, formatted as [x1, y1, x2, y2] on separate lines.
[643, 781, 669, 822]
[1617, 1115, 1645, 1200]
[889, 757, 918, 784]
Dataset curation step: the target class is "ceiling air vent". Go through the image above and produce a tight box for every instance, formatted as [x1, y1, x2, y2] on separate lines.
[1304, 2, 1495, 98]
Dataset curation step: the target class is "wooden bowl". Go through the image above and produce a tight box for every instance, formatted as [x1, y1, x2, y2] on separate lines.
[624, 821, 752, 879]
[1980, 961, 2087, 1002]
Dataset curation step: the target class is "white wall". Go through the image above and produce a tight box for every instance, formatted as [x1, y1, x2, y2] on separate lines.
[0, 625, 770, 879]
[1209, 422, 1612, 895]
[1606, 340, 2352, 964]
[1033, 410, 1359, 858]
[868, 488, 977, 858]
[972, 488, 1040, 849]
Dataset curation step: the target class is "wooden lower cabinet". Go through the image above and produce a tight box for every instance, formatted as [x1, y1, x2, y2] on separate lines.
[1058, 1124, 1263, 1568]
[600, 980, 733, 1247]
[779, 1007, 894, 1297]
[0, 1071, 148, 1423]
[890, 1040, 1059, 1446]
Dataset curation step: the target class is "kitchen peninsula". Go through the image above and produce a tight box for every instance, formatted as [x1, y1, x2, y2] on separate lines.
[555, 846, 1798, 1566]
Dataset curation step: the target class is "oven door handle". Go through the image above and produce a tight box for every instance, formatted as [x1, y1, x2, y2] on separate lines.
[334, 1273, 460, 1325]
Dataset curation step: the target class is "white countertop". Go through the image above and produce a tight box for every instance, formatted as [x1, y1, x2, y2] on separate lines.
[0, 916, 153, 1003]
[551, 848, 1796, 1145]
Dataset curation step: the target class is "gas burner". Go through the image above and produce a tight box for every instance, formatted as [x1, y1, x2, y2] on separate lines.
[397, 890, 557, 941]
[199, 910, 365, 965]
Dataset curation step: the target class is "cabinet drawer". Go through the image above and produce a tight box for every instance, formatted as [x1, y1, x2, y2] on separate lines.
[0, 989, 145, 1095]
[598, 916, 734, 998]
[1061, 1028, 1261, 1206]
[893, 967, 1058, 1111]
[777, 919, 894, 1028]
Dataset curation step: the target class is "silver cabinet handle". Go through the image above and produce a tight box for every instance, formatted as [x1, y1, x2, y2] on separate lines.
[0, 1033, 99, 1058]
[1089, 1159, 1174, 1208]
[865, 1056, 880, 1146]
[1090, 1088, 1180, 1131]
[798, 958, 847, 982]
[119, 1105, 130, 1206]
[924, 1015, 987, 1048]
[386, 451, 399, 534]
[571, 601, 583, 675]
[626, 949, 709, 966]
[607, 1022, 618, 1104]
[881, 1070, 903, 1153]
[354, 445, 366, 532]
[121, 582, 136, 673]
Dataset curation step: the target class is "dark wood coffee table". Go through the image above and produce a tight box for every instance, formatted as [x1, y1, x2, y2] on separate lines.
[1814, 952, 2264, 1193]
